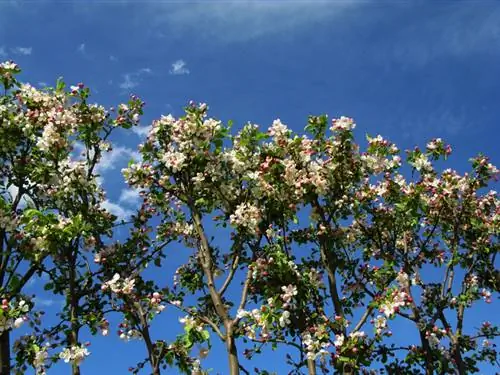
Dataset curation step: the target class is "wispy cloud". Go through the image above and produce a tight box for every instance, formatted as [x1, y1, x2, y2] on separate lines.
[150, 1, 358, 43]
[170, 59, 189, 75]
[77, 43, 86, 54]
[148, 2, 500, 67]
[0, 46, 6, 57]
[367, 4, 500, 68]
[119, 188, 142, 206]
[102, 200, 133, 220]
[97, 145, 141, 175]
[26, 273, 49, 288]
[398, 109, 466, 140]
[11, 46, 32, 55]
[119, 68, 152, 90]
[33, 297, 58, 307]
[131, 124, 152, 138]
[72, 143, 141, 183]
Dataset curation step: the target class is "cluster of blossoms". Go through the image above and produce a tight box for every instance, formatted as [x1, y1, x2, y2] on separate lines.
[35, 105, 79, 152]
[303, 333, 331, 360]
[229, 202, 261, 230]
[99, 319, 109, 336]
[59, 345, 90, 365]
[267, 119, 290, 140]
[372, 315, 389, 336]
[425, 326, 448, 349]
[379, 289, 411, 318]
[0, 60, 20, 79]
[334, 333, 345, 347]
[480, 288, 492, 303]
[411, 153, 432, 172]
[161, 150, 187, 172]
[395, 271, 410, 288]
[249, 257, 273, 279]
[278, 310, 291, 327]
[280, 284, 298, 310]
[0, 210, 17, 232]
[32, 345, 49, 374]
[101, 273, 135, 295]
[149, 292, 166, 314]
[236, 306, 271, 340]
[0, 298, 29, 333]
[93, 244, 119, 264]
[118, 322, 142, 341]
[179, 315, 205, 333]
[302, 323, 331, 360]
[166, 221, 195, 238]
[331, 116, 356, 131]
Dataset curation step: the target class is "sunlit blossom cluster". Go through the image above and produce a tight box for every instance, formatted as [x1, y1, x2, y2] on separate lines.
[58, 345, 90, 365]
[101, 273, 136, 295]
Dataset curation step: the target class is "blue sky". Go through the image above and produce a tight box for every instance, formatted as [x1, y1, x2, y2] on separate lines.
[1, 0, 499, 374]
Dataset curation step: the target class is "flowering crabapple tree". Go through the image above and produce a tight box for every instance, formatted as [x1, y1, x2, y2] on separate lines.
[0, 61, 144, 375]
[122, 102, 498, 375]
[1, 60, 497, 375]
[97, 211, 204, 375]
[240, 114, 499, 374]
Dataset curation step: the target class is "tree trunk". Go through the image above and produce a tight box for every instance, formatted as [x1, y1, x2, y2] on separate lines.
[419, 331, 434, 375]
[0, 331, 10, 375]
[307, 358, 317, 375]
[191, 210, 241, 374]
[68, 250, 81, 375]
[226, 335, 240, 375]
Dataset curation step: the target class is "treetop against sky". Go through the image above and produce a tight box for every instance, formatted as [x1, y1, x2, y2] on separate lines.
[0, 1, 499, 374]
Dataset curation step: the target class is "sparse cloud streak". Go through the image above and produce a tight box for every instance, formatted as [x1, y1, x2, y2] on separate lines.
[118, 67, 153, 90]
[150, 1, 357, 43]
[102, 200, 133, 220]
[77, 43, 86, 54]
[11, 46, 32, 55]
[170, 59, 189, 75]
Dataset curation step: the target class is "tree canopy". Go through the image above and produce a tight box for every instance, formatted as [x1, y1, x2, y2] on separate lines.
[0, 62, 498, 375]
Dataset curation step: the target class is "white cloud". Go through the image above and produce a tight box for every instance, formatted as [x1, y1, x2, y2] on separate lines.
[97, 145, 141, 175]
[102, 200, 133, 220]
[119, 68, 152, 90]
[150, 1, 357, 43]
[109, 55, 118, 62]
[26, 273, 49, 288]
[33, 297, 57, 307]
[368, 5, 500, 67]
[147, 2, 500, 66]
[11, 46, 32, 55]
[170, 59, 189, 75]
[131, 124, 152, 138]
[0, 46, 6, 57]
[119, 188, 142, 206]
[72, 143, 141, 183]
[399, 109, 465, 140]
[119, 74, 136, 90]
[77, 43, 86, 54]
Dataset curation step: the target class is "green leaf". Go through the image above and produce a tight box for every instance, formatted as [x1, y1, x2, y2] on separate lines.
[201, 330, 210, 341]
[56, 77, 65, 93]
